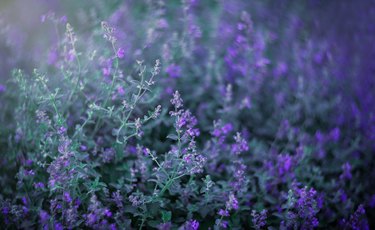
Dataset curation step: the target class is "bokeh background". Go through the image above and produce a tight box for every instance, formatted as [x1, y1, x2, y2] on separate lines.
[1, 0, 375, 228]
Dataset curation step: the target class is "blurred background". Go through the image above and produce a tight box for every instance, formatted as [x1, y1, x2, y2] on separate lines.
[1, 0, 374, 136]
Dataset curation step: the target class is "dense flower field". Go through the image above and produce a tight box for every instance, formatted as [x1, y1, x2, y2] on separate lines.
[0, 0, 374, 229]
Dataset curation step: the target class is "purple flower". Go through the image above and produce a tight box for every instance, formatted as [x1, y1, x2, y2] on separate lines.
[340, 162, 352, 180]
[222, 123, 233, 134]
[48, 48, 59, 65]
[63, 192, 72, 203]
[80, 145, 88, 151]
[274, 62, 288, 77]
[218, 209, 229, 217]
[157, 222, 172, 230]
[117, 47, 125, 58]
[184, 219, 199, 230]
[231, 132, 248, 155]
[215, 219, 228, 229]
[340, 204, 369, 230]
[39, 210, 50, 224]
[157, 18, 169, 29]
[226, 193, 239, 211]
[277, 154, 293, 176]
[166, 64, 182, 78]
[330, 127, 340, 142]
[117, 86, 125, 96]
[251, 210, 267, 230]
[60, 15, 67, 23]
[171, 91, 183, 110]
[282, 184, 320, 229]
[104, 208, 112, 217]
[369, 194, 375, 208]
[86, 213, 98, 226]
[57, 126, 67, 135]
[54, 222, 63, 230]
[112, 190, 123, 208]
[101, 148, 116, 163]
[34, 182, 45, 189]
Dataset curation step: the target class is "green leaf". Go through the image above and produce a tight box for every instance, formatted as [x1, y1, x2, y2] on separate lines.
[166, 134, 178, 140]
[161, 210, 171, 223]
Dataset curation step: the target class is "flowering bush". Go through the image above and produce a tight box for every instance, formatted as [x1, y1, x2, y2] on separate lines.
[0, 0, 374, 229]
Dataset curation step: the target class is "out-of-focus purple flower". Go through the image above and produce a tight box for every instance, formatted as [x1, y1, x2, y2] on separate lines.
[110, 223, 117, 230]
[102, 59, 113, 76]
[215, 219, 228, 229]
[0, 84, 6, 93]
[330, 127, 340, 142]
[274, 62, 288, 77]
[339, 189, 347, 203]
[231, 132, 248, 155]
[60, 15, 67, 24]
[39, 210, 49, 224]
[86, 213, 98, 226]
[231, 161, 247, 191]
[340, 204, 369, 230]
[54, 222, 63, 230]
[57, 126, 67, 135]
[183, 219, 199, 230]
[47, 48, 59, 65]
[277, 154, 293, 177]
[166, 64, 182, 78]
[117, 86, 125, 96]
[158, 222, 172, 230]
[283, 184, 320, 229]
[21, 197, 27, 206]
[101, 147, 116, 163]
[226, 193, 239, 211]
[112, 190, 123, 208]
[171, 91, 183, 110]
[369, 194, 375, 208]
[103, 67, 111, 76]
[157, 18, 169, 29]
[222, 123, 233, 134]
[251, 210, 267, 230]
[218, 209, 229, 217]
[34, 182, 45, 189]
[104, 208, 112, 217]
[63, 191, 72, 203]
[117, 47, 125, 58]
[80, 145, 87, 151]
[340, 162, 352, 181]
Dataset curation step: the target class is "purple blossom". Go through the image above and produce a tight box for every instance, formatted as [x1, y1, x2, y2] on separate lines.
[282, 184, 320, 229]
[39, 210, 49, 224]
[101, 147, 116, 163]
[112, 190, 123, 208]
[340, 204, 369, 230]
[251, 210, 267, 230]
[183, 219, 199, 230]
[226, 193, 239, 211]
[158, 222, 172, 230]
[171, 91, 183, 110]
[34, 182, 45, 189]
[117, 47, 125, 58]
[117, 86, 125, 96]
[368, 194, 375, 208]
[218, 209, 229, 217]
[166, 64, 182, 78]
[329, 127, 341, 142]
[54, 222, 64, 230]
[231, 132, 249, 155]
[63, 191, 72, 203]
[340, 162, 352, 181]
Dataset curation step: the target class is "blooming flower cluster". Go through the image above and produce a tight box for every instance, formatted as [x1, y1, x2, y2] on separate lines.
[0, 0, 374, 229]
